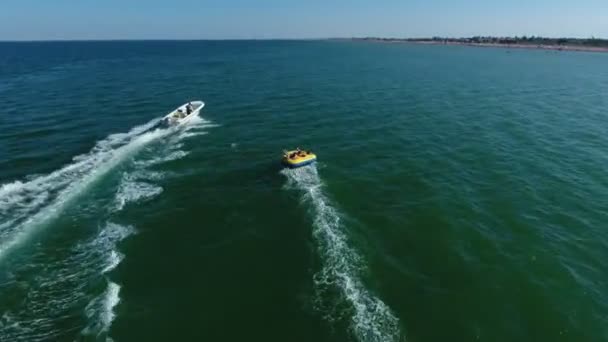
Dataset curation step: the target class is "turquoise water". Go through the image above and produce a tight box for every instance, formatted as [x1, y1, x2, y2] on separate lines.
[1, 41, 607, 341]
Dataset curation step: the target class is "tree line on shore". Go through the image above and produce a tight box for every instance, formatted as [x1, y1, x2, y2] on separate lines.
[357, 36, 608, 47]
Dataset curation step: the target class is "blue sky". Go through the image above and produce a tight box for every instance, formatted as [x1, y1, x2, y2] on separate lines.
[1, 0, 607, 40]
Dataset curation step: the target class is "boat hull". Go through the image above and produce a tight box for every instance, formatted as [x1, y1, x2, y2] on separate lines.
[282, 158, 316, 168]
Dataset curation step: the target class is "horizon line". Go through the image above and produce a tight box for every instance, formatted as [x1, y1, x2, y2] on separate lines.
[0, 35, 605, 43]
[0, 38, 325, 43]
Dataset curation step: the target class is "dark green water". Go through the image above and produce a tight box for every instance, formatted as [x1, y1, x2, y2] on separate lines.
[0, 41, 607, 342]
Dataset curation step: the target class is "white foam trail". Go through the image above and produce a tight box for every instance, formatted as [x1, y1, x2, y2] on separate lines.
[171, 142, 185, 150]
[0, 119, 166, 261]
[103, 250, 123, 273]
[282, 166, 402, 342]
[113, 172, 163, 211]
[163, 150, 190, 162]
[180, 115, 218, 130]
[83, 281, 121, 341]
[129, 116, 216, 168]
[175, 117, 217, 139]
[93, 222, 136, 269]
[180, 131, 208, 139]
[81, 222, 135, 341]
[102, 282, 121, 331]
[132, 170, 166, 181]
[0, 113, 216, 339]
[136, 150, 190, 167]
[0, 222, 135, 341]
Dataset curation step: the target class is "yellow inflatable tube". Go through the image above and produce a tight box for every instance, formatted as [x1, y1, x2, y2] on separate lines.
[282, 149, 317, 168]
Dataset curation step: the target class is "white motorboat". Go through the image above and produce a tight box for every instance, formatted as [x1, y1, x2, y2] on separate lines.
[162, 101, 205, 126]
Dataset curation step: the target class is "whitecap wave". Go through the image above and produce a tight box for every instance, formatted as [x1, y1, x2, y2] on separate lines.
[282, 166, 402, 342]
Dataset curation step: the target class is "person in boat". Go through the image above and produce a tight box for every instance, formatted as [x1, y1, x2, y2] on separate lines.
[186, 102, 194, 115]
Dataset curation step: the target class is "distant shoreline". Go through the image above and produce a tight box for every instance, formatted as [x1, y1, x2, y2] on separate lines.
[348, 38, 608, 53]
[1, 38, 607, 54]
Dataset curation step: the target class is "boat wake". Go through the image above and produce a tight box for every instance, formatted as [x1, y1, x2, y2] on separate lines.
[0, 113, 215, 341]
[114, 172, 164, 212]
[281, 166, 402, 342]
[0, 114, 213, 261]
[0, 222, 134, 342]
[80, 222, 135, 341]
[0, 118, 165, 261]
